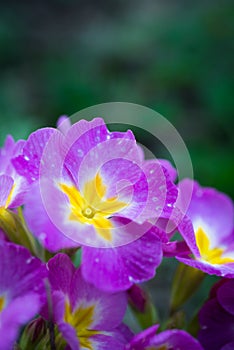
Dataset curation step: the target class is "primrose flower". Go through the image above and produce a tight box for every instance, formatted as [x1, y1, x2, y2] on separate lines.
[46, 253, 132, 350]
[13, 117, 177, 247]
[125, 324, 203, 350]
[0, 241, 47, 350]
[198, 279, 234, 350]
[16, 117, 173, 290]
[24, 184, 163, 290]
[0, 135, 28, 209]
[176, 179, 234, 277]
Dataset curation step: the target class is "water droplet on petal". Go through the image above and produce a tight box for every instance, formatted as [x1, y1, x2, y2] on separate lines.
[26, 257, 33, 264]
[39, 233, 46, 241]
[77, 149, 84, 157]
[167, 203, 174, 208]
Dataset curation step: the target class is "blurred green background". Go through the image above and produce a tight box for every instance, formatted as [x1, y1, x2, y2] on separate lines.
[0, 0, 233, 326]
[0, 0, 233, 197]
[0, 0, 234, 196]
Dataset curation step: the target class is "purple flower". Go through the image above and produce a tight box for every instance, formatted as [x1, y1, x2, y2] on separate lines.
[125, 324, 203, 350]
[176, 179, 234, 277]
[198, 279, 234, 350]
[13, 117, 177, 247]
[0, 241, 47, 350]
[0, 135, 28, 209]
[46, 253, 132, 350]
[15, 118, 173, 291]
[24, 185, 163, 290]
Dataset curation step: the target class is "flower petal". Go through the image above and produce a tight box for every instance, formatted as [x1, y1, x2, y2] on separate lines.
[82, 221, 162, 292]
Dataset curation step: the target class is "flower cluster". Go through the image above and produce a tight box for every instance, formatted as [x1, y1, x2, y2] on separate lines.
[0, 116, 233, 349]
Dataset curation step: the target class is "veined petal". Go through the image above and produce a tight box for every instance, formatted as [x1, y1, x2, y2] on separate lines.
[12, 127, 56, 183]
[64, 119, 137, 187]
[82, 220, 163, 292]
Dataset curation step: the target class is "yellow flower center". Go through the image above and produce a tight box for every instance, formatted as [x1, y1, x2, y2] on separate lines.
[82, 207, 95, 219]
[195, 227, 234, 265]
[59, 173, 127, 241]
[0, 296, 5, 313]
[64, 300, 99, 350]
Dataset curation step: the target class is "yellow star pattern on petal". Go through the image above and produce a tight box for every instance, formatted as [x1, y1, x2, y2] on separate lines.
[64, 300, 99, 350]
[59, 173, 127, 241]
[195, 227, 234, 265]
